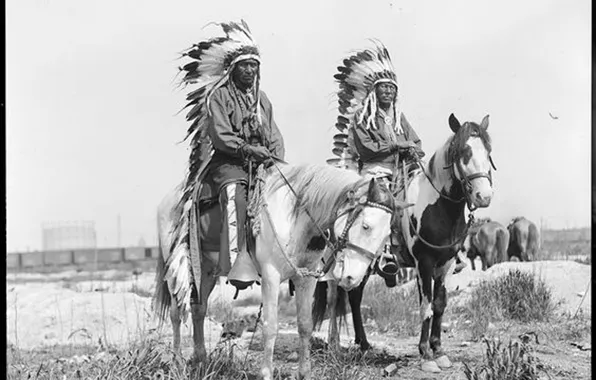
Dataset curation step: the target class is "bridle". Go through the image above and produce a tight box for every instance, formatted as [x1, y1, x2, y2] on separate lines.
[323, 193, 393, 274]
[269, 161, 393, 277]
[449, 153, 497, 212]
[402, 133, 497, 250]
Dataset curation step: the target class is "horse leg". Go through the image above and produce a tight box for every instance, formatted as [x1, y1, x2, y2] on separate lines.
[294, 274, 318, 380]
[170, 293, 181, 353]
[429, 261, 453, 369]
[260, 265, 281, 380]
[191, 266, 218, 363]
[481, 255, 488, 271]
[326, 280, 340, 352]
[417, 260, 441, 373]
[469, 256, 476, 271]
[349, 276, 371, 351]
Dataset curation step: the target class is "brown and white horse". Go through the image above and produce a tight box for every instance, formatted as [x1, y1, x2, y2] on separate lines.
[401, 113, 495, 372]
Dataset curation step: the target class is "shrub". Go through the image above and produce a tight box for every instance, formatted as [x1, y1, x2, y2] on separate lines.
[463, 337, 547, 380]
[461, 269, 556, 339]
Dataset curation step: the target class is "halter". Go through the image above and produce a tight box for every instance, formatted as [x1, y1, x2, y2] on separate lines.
[324, 194, 394, 274]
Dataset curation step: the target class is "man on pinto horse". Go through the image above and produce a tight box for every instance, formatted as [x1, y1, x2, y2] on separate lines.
[332, 42, 424, 286]
[176, 20, 285, 294]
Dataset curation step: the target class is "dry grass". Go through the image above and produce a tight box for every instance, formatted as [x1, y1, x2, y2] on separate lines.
[7, 339, 259, 380]
[309, 337, 413, 379]
[360, 277, 419, 336]
[457, 269, 557, 340]
[463, 337, 548, 380]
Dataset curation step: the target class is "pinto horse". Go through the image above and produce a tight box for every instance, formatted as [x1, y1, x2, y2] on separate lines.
[401, 113, 495, 372]
[313, 113, 495, 372]
[153, 163, 404, 380]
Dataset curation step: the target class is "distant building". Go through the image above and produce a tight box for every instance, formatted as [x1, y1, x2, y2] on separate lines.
[138, 236, 147, 247]
[42, 221, 97, 250]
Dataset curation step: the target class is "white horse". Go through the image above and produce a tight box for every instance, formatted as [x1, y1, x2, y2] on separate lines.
[153, 163, 406, 380]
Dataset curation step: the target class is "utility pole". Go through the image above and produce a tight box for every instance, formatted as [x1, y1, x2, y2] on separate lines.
[540, 217, 544, 249]
[117, 214, 121, 247]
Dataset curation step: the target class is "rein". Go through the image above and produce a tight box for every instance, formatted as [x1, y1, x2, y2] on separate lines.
[407, 142, 496, 212]
[400, 157, 476, 251]
[268, 160, 391, 276]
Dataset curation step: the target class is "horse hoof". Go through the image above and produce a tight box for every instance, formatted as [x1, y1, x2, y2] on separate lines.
[421, 360, 441, 373]
[435, 355, 453, 369]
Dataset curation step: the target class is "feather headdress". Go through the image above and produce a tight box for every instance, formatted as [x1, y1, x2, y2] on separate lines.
[170, 20, 261, 260]
[331, 41, 401, 162]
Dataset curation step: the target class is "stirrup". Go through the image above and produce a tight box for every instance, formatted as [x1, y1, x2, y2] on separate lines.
[376, 249, 398, 287]
[227, 250, 260, 298]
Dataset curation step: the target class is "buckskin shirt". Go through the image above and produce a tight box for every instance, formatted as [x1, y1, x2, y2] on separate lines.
[352, 111, 421, 175]
[207, 82, 285, 191]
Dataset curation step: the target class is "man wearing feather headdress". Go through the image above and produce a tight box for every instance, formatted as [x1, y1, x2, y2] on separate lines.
[174, 20, 285, 292]
[331, 42, 424, 286]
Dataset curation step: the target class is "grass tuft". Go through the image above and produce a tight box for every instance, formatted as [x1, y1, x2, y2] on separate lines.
[463, 337, 548, 380]
[459, 269, 557, 339]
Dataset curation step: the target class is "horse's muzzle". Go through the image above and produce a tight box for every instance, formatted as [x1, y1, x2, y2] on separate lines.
[472, 189, 493, 208]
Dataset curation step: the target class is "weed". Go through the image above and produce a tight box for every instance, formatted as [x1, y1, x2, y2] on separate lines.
[463, 337, 548, 380]
[460, 269, 556, 339]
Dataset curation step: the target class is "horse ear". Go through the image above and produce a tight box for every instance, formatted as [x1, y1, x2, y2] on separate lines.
[448, 113, 461, 133]
[367, 177, 389, 204]
[367, 177, 378, 197]
[480, 114, 490, 130]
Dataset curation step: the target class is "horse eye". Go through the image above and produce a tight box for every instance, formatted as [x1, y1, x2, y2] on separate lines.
[362, 223, 370, 230]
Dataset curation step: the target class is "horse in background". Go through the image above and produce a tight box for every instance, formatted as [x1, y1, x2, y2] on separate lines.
[461, 218, 509, 270]
[153, 163, 406, 380]
[507, 216, 540, 261]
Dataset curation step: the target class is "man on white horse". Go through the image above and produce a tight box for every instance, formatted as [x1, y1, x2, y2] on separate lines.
[175, 20, 285, 294]
[332, 42, 424, 286]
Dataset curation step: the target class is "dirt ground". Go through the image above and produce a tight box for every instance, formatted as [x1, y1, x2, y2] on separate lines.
[5, 260, 592, 379]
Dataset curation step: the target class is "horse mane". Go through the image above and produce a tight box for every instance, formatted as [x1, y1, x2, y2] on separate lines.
[266, 164, 367, 229]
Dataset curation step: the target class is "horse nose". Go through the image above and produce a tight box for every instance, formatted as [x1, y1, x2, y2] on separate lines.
[475, 191, 492, 206]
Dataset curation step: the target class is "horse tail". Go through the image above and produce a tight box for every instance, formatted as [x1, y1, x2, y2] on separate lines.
[335, 286, 348, 329]
[527, 222, 540, 259]
[312, 281, 328, 330]
[312, 281, 350, 331]
[152, 223, 171, 327]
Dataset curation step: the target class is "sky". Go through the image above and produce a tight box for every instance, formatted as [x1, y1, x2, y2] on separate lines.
[6, 0, 592, 252]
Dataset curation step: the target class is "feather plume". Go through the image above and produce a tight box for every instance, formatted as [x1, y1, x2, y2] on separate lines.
[330, 41, 400, 160]
[170, 20, 261, 270]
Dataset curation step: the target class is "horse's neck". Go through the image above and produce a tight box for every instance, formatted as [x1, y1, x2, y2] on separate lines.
[421, 150, 467, 224]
